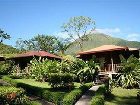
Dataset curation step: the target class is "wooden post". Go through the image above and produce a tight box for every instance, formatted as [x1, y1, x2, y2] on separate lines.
[111, 57, 114, 72]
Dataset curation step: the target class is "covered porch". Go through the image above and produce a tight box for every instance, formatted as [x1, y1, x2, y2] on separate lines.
[77, 45, 139, 75]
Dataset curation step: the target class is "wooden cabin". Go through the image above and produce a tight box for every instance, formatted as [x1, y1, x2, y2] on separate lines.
[77, 45, 139, 79]
[8, 51, 61, 69]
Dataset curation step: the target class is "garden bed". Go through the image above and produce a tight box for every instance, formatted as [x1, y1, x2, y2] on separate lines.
[2, 76, 93, 105]
[0, 86, 41, 105]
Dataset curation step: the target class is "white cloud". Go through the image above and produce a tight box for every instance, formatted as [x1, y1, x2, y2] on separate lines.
[127, 33, 140, 41]
[94, 28, 121, 35]
[54, 32, 79, 40]
[55, 28, 121, 39]
[54, 28, 140, 42]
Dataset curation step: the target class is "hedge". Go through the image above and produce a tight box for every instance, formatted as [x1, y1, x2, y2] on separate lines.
[2, 76, 70, 105]
[90, 85, 106, 105]
[0, 86, 29, 105]
[63, 83, 93, 105]
[90, 95, 104, 105]
[48, 73, 74, 88]
[3, 76, 93, 105]
[42, 90, 65, 105]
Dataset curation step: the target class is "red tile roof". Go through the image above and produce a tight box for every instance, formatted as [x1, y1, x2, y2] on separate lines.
[11, 51, 61, 59]
[78, 45, 129, 55]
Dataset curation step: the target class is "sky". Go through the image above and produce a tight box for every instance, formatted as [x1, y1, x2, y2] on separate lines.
[0, 0, 140, 47]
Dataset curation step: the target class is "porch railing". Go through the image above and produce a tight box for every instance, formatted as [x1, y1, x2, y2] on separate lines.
[100, 64, 122, 73]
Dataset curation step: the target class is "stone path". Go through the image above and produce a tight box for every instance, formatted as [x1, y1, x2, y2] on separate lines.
[75, 85, 99, 105]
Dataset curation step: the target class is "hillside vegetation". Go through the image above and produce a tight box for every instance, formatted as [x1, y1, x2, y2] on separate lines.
[65, 33, 140, 55]
[0, 43, 20, 57]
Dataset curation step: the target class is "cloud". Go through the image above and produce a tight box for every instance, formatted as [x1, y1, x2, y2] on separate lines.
[54, 32, 79, 40]
[55, 28, 121, 39]
[54, 28, 140, 42]
[127, 33, 140, 41]
[94, 28, 121, 35]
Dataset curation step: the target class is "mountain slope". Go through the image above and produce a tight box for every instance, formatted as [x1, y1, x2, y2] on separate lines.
[65, 33, 140, 55]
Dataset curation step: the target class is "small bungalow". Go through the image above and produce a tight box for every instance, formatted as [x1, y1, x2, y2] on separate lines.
[8, 51, 61, 69]
[77, 45, 139, 79]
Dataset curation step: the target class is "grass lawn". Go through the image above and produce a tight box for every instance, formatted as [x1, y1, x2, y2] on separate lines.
[105, 87, 140, 105]
[15, 79, 51, 88]
[15, 79, 81, 89]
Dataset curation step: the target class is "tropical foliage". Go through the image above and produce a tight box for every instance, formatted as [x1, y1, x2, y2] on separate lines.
[0, 61, 13, 75]
[30, 58, 55, 82]
[75, 58, 99, 84]
[0, 86, 29, 105]
[48, 73, 74, 88]
[28, 56, 98, 87]
[117, 55, 140, 88]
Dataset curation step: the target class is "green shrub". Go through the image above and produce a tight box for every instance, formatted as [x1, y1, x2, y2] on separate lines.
[137, 91, 140, 99]
[79, 82, 93, 92]
[90, 85, 105, 105]
[48, 73, 74, 88]
[0, 61, 13, 75]
[30, 58, 60, 82]
[2, 75, 44, 96]
[16, 83, 66, 105]
[118, 55, 140, 88]
[0, 86, 29, 105]
[63, 83, 93, 105]
[63, 89, 82, 105]
[90, 95, 104, 105]
[3, 76, 92, 105]
[42, 90, 65, 105]
[96, 85, 106, 95]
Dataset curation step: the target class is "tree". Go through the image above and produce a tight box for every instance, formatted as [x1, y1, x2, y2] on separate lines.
[62, 16, 95, 51]
[57, 38, 71, 55]
[15, 38, 26, 51]
[16, 35, 59, 53]
[0, 29, 11, 43]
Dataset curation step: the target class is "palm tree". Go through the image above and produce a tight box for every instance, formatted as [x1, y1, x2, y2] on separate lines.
[57, 38, 71, 55]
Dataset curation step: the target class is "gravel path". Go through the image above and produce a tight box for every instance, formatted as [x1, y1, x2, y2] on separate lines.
[75, 85, 99, 105]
